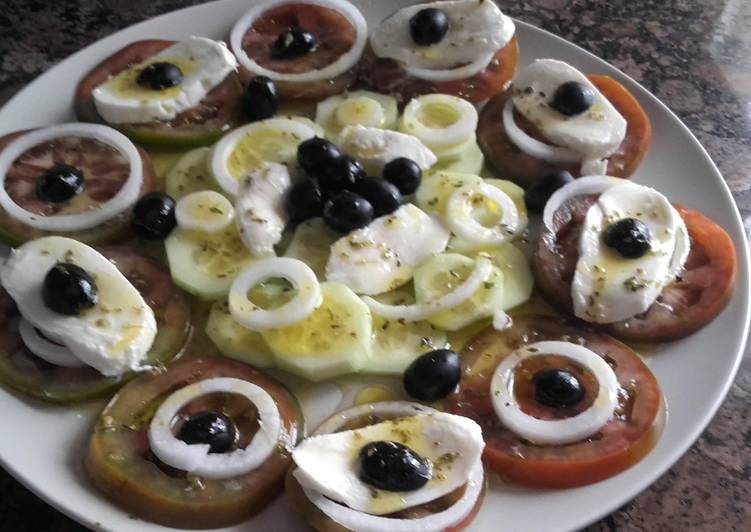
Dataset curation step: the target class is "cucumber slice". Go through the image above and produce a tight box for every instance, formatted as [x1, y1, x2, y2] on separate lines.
[165, 226, 262, 300]
[363, 286, 448, 375]
[283, 218, 339, 280]
[416, 171, 484, 216]
[148, 151, 183, 182]
[205, 301, 275, 368]
[486, 244, 534, 311]
[316, 91, 399, 140]
[414, 253, 505, 331]
[430, 138, 485, 176]
[261, 282, 372, 381]
[165, 147, 221, 200]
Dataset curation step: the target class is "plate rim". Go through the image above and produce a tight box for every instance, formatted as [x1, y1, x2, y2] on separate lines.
[0, 2, 747, 531]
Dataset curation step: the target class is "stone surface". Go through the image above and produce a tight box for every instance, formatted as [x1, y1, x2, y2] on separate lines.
[0, 0, 749, 530]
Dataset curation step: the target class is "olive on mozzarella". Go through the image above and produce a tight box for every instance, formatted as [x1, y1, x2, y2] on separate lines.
[338, 125, 437, 176]
[148, 377, 281, 479]
[490, 341, 619, 445]
[93, 37, 238, 125]
[370, 0, 515, 82]
[504, 59, 627, 175]
[0, 124, 144, 232]
[1, 237, 157, 376]
[545, 176, 690, 324]
[325, 204, 449, 295]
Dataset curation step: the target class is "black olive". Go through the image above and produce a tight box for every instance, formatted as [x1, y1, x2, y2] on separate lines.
[131, 192, 177, 241]
[409, 8, 450, 46]
[403, 349, 461, 402]
[603, 218, 652, 259]
[36, 164, 84, 203]
[286, 178, 324, 223]
[297, 137, 342, 178]
[319, 155, 366, 193]
[270, 26, 318, 60]
[244, 76, 279, 122]
[42, 262, 98, 316]
[551, 81, 594, 116]
[323, 191, 374, 233]
[382, 157, 422, 196]
[356, 177, 402, 217]
[359, 441, 431, 492]
[533, 368, 585, 408]
[137, 62, 183, 90]
[176, 411, 237, 454]
[524, 170, 574, 213]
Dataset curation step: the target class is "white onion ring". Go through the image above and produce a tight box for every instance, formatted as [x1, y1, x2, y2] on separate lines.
[18, 318, 85, 368]
[402, 94, 478, 148]
[230, 0, 368, 83]
[446, 183, 519, 246]
[404, 50, 497, 83]
[148, 377, 281, 480]
[210, 118, 317, 196]
[303, 461, 484, 532]
[542, 175, 624, 232]
[502, 100, 581, 164]
[490, 341, 619, 445]
[313, 401, 439, 436]
[175, 190, 235, 233]
[229, 257, 322, 331]
[0, 123, 143, 232]
[362, 257, 492, 322]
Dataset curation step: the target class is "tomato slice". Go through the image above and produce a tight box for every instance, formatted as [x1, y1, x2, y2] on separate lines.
[444, 315, 663, 489]
[359, 36, 519, 104]
[533, 196, 737, 341]
[75, 40, 244, 149]
[478, 75, 652, 188]
[0, 247, 190, 403]
[85, 357, 301, 529]
[0, 130, 156, 246]
[286, 403, 486, 531]
[238, 3, 359, 100]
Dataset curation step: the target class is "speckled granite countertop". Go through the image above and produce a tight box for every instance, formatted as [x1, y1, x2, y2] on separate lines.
[0, 0, 749, 530]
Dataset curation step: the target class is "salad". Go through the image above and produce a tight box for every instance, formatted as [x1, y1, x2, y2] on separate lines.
[0, 0, 738, 530]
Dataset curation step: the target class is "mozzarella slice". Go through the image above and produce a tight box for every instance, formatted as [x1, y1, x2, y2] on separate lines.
[326, 204, 449, 295]
[512, 59, 627, 169]
[293, 412, 484, 515]
[1, 237, 157, 376]
[338, 125, 436, 176]
[235, 162, 291, 256]
[93, 37, 238, 124]
[370, 0, 515, 81]
[572, 181, 690, 323]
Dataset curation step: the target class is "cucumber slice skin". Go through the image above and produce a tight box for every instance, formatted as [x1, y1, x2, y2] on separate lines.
[414, 253, 505, 332]
[283, 218, 338, 280]
[165, 227, 260, 301]
[0, 249, 191, 404]
[205, 301, 275, 368]
[261, 282, 373, 382]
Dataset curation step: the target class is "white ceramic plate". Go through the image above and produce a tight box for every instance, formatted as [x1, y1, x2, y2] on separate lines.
[0, 1, 748, 531]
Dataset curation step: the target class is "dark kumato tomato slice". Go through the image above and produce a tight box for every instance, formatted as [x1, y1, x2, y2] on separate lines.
[85, 357, 300, 529]
[444, 315, 663, 489]
[0, 247, 190, 403]
[237, 2, 359, 100]
[286, 403, 486, 532]
[359, 36, 519, 105]
[533, 196, 737, 342]
[478, 75, 652, 188]
[75, 40, 244, 149]
[0, 130, 156, 246]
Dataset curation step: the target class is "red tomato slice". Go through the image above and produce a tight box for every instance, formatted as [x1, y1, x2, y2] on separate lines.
[75, 40, 244, 149]
[238, 3, 359, 100]
[478, 75, 652, 188]
[359, 36, 519, 104]
[85, 357, 301, 529]
[0, 130, 156, 246]
[533, 196, 737, 342]
[444, 315, 663, 489]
